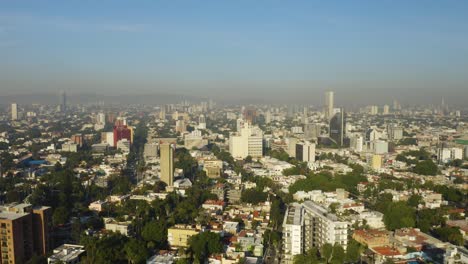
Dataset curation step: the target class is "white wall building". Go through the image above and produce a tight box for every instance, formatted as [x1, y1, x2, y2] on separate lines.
[282, 203, 304, 264]
[229, 124, 263, 159]
[295, 141, 315, 163]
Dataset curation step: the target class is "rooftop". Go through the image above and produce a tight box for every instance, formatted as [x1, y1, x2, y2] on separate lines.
[49, 244, 85, 263]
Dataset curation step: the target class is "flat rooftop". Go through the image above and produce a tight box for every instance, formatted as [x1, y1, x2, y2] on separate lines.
[0, 212, 29, 221]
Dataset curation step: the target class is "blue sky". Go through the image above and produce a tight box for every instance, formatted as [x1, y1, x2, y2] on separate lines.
[1, 0, 467, 104]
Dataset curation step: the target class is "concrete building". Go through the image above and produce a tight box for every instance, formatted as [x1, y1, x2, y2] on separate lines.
[329, 109, 346, 146]
[387, 125, 403, 141]
[439, 147, 463, 163]
[167, 225, 200, 248]
[116, 139, 131, 153]
[281, 201, 349, 263]
[304, 123, 321, 140]
[302, 201, 349, 250]
[103, 217, 133, 236]
[383, 105, 390, 115]
[144, 143, 158, 159]
[229, 124, 263, 159]
[160, 143, 174, 186]
[324, 91, 334, 120]
[0, 203, 51, 263]
[175, 119, 187, 133]
[295, 142, 315, 163]
[11, 103, 18, 121]
[350, 134, 364, 152]
[198, 115, 207, 130]
[203, 159, 223, 178]
[352, 229, 389, 248]
[282, 203, 304, 264]
[372, 140, 389, 154]
[101, 132, 115, 147]
[61, 143, 78, 152]
[368, 154, 383, 170]
[48, 244, 85, 264]
[368, 105, 379, 115]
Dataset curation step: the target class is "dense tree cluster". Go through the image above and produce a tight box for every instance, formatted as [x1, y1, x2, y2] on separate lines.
[293, 240, 363, 264]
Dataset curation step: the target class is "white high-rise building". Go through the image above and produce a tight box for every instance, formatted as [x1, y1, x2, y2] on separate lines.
[97, 113, 106, 124]
[11, 103, 18, 121]
[324, 91, 334, 120]
[387, 125, 404, 141]
[282, 203, 304, 264]
[438, 147, 463, 163]
[295, 141, 316, 163]
[303, 201, 349, 249]
[368, 105, 379, 115]
[282, 201, 349, 263]
[383, 105, 390, 115]
[198, 115, 207, 130]
[144, 143, 158, 159]
[350, 134, 364, 152]
[229, 124, 263, 159]
[265, 110, 272, 124]
[372, 140, 389, 154]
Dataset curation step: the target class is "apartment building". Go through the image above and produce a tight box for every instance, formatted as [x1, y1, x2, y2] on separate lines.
[0, 203, 51, 264]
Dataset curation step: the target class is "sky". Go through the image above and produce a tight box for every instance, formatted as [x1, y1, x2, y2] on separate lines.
[0, 0, 468, 105]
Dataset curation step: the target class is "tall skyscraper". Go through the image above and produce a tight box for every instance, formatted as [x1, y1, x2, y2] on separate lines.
[160, 143, 174, 186]
[11, 103, 18, 121]
[329, 109, 345, 146]
[60, 91, 67, 112]
[243, 108, 257, 124]
[324, 91, 334, 120]
[383, 105, 390, 115]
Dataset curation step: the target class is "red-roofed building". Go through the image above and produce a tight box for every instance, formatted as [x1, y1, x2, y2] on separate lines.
[202, 200, 226, 211]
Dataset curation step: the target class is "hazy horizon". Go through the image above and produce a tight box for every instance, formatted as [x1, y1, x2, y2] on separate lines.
[1, 0, 467, 106]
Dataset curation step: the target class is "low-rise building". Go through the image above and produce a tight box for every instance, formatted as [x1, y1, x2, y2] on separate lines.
[167, 225, 200, 248]
[47, 244, 85, 264]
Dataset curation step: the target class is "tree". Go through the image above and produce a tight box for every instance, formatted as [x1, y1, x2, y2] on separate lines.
[189, 232, 223, 263]
[244, 155, 253, 163]
[407, 194, 422, 207]
[124, 238, 149, 264]
[141, 221, 167, 249]
[321, 243, 333, 264]
[433, 227, 464, 246]
[331, 243, 345, 264]
[241, 188, 268, 205]
[345, 240, 362, 263]
[383, 202, 415, 230]
[414, 160, 438, 175]
[52, 206, 70, 226]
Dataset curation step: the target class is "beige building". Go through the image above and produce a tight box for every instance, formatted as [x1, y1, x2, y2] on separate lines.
[203, 159, 223, 178]
[368, 154, 382, 170]
[167, 225, 200, 248]
[229, 124, 263, 160]
[160, 143, 174, 186]
[353, 229, 390, 248]
[0, 203, 51, 264]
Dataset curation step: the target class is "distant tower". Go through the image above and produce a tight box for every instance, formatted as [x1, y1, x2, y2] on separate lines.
[60, 91, 67, 112]
[198, 115, 207, 129]
[160, 143, 174, 187]
[324, 91, 334, 120]
[383, 105, 390, 115]
[329, 108, 345, 146]
[303, 107, 308, 124]
[11, 103, 18, 121]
